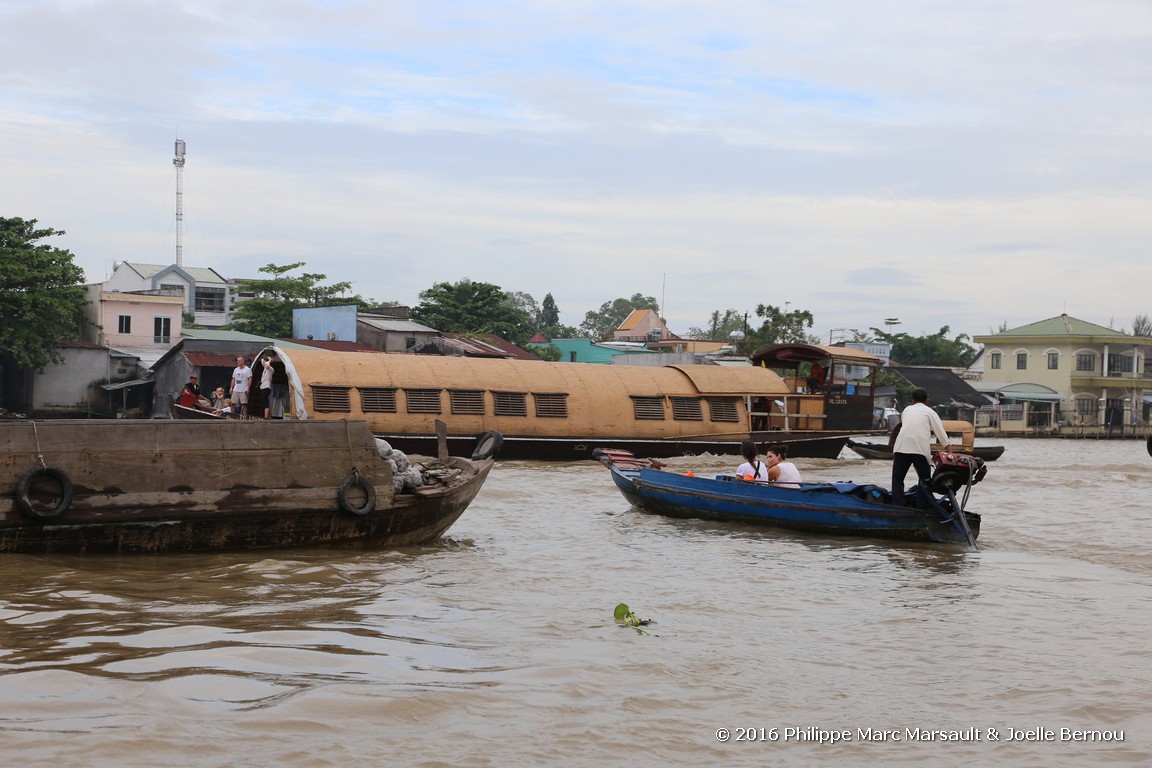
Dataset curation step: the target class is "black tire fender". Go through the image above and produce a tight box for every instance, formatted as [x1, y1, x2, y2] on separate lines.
[337, 473, 376, 516]
[17, 466, 74, 520]
[471, 430, 504, 461]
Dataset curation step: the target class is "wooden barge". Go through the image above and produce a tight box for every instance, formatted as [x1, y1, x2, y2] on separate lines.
[1, 419, 495, 554]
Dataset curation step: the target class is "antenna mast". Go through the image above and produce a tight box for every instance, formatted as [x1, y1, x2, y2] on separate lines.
[173, 139, 186, 267]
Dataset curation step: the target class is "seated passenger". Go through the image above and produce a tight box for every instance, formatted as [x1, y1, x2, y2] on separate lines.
[765, 444, 802, 488]
[736, 439, 771, 481]
[177, 375, 201, 408]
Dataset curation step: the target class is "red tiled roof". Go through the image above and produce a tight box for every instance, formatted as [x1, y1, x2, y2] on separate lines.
[281, 339, 384, 352]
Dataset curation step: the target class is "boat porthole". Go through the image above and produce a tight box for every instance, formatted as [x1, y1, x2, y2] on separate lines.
[471, 431, 504, 461]
[16, 466, 74, 520]
[337, 474, 376, 516]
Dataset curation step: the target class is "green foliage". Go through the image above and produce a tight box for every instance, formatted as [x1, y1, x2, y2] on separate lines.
[871, 325, 978, 367]
[536, 292, 564, 339]
[530, 343, 562, 362]
[0, 217, 88, 371]
[229, 262, 364, 338]
[579, 294, 660, 340]
[613, 603, 653, 635]
[687, 309, 746, 341]
[747, 304, 816, 349]
[411, 278, 535, 346]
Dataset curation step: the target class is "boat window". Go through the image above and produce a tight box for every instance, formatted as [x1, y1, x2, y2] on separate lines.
[450, 389, 486, 415]
[312, 385, 352, 413]
[705, 397, 740, 422]
[533, 392, 568, 418]
[493, 391, 528, 417]
[631, 396, 665, 420]
[359, 387, 398, 413]
[670, 396, 703, 421]
[404, 388, 442, 414]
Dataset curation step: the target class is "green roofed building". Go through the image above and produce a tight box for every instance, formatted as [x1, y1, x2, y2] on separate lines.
[971, 314, 1152, 434]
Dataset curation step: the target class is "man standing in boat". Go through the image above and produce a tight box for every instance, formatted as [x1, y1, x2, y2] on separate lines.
[890, 389, 951, 506]
[230, 356, 253, 417]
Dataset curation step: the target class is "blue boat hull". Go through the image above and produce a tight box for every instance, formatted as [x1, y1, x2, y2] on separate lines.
[607, 466, 980, 545]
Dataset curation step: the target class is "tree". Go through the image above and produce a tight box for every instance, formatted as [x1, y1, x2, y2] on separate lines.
[687, 309, 746, 341]
[410, 278, 535, 346]
[871, 325, 978, 367]
[538, 293, 561, 335]
[579, 294, 660, 340]
[229, 262, 364, 338]
[1132, 314, 1152, 337]
[0, 217, 88, 371]
[747, 303, 816, 348]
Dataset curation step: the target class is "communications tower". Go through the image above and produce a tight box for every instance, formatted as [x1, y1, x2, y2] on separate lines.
[173, 139, 186, 266]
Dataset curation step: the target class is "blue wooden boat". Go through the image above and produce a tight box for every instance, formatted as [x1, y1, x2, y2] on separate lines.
[594, 448, 985, 548]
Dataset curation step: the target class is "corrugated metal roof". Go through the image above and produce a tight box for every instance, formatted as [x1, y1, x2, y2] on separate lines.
[184, 351, 241, 368]
[890, 366, 992, 407]
[107, 345, 168, 368]
[121, 262, 226, 284]
[357, 316, 438, 333]
[283, 339, 384, 353]
[972, 381, 1064, 401]
[182, 329, 315, 349]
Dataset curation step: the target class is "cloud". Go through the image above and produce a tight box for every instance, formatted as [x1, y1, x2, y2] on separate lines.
[2, 0, 1151, 337]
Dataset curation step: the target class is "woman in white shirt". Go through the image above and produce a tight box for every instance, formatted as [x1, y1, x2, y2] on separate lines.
[765, 444, 802, 488]
[736, 440, 771, 481]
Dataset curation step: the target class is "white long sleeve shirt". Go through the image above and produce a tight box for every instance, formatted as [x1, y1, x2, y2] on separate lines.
[893, 402, 951, 458]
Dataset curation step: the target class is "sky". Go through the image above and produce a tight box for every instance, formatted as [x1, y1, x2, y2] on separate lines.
[3, 0, 1151, 342]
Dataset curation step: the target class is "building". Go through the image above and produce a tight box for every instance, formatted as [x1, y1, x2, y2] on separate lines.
[103, 261, 233, 327]
[82, 284, 185, 355]
[970, 314, 1152, 434]
[612, 309, 675, 345]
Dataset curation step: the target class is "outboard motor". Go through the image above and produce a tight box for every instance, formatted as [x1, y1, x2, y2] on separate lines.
[930, 452, 987, 493]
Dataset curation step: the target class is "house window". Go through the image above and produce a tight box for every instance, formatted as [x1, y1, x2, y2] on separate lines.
[194, 286, 226, 312]
[989, 352, 1001, 370]
[706, 397, 740, 423]
[631, 396, 665, 420]
[670, 397, 703, 421]
[450, 389, 486, 415]
[117, 315, 131, 334]
[1047, 352, 1059, 370]
[532, 393, 568, 418]
[493, 391, 528, 417]
[1107, 354, 1134, 375]
[404, 388, 442, 414]
[160, 283, 184, 296]
[312, 386, 352, 412]
[1076, 354, 1095, 372]
[1016, 352, 1028, 370]
[359, 387, 398, 413]
[153, 316, 172, 344]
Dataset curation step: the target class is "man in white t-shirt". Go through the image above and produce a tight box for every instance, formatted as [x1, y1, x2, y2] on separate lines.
[230, 356, 252, 417]
[891, 389, 951, 506]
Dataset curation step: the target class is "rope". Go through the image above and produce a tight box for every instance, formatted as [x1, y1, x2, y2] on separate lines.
[30, 420, 46, 470]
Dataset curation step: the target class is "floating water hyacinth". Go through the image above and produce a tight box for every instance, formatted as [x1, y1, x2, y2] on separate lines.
[613, 603, 654, 635]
